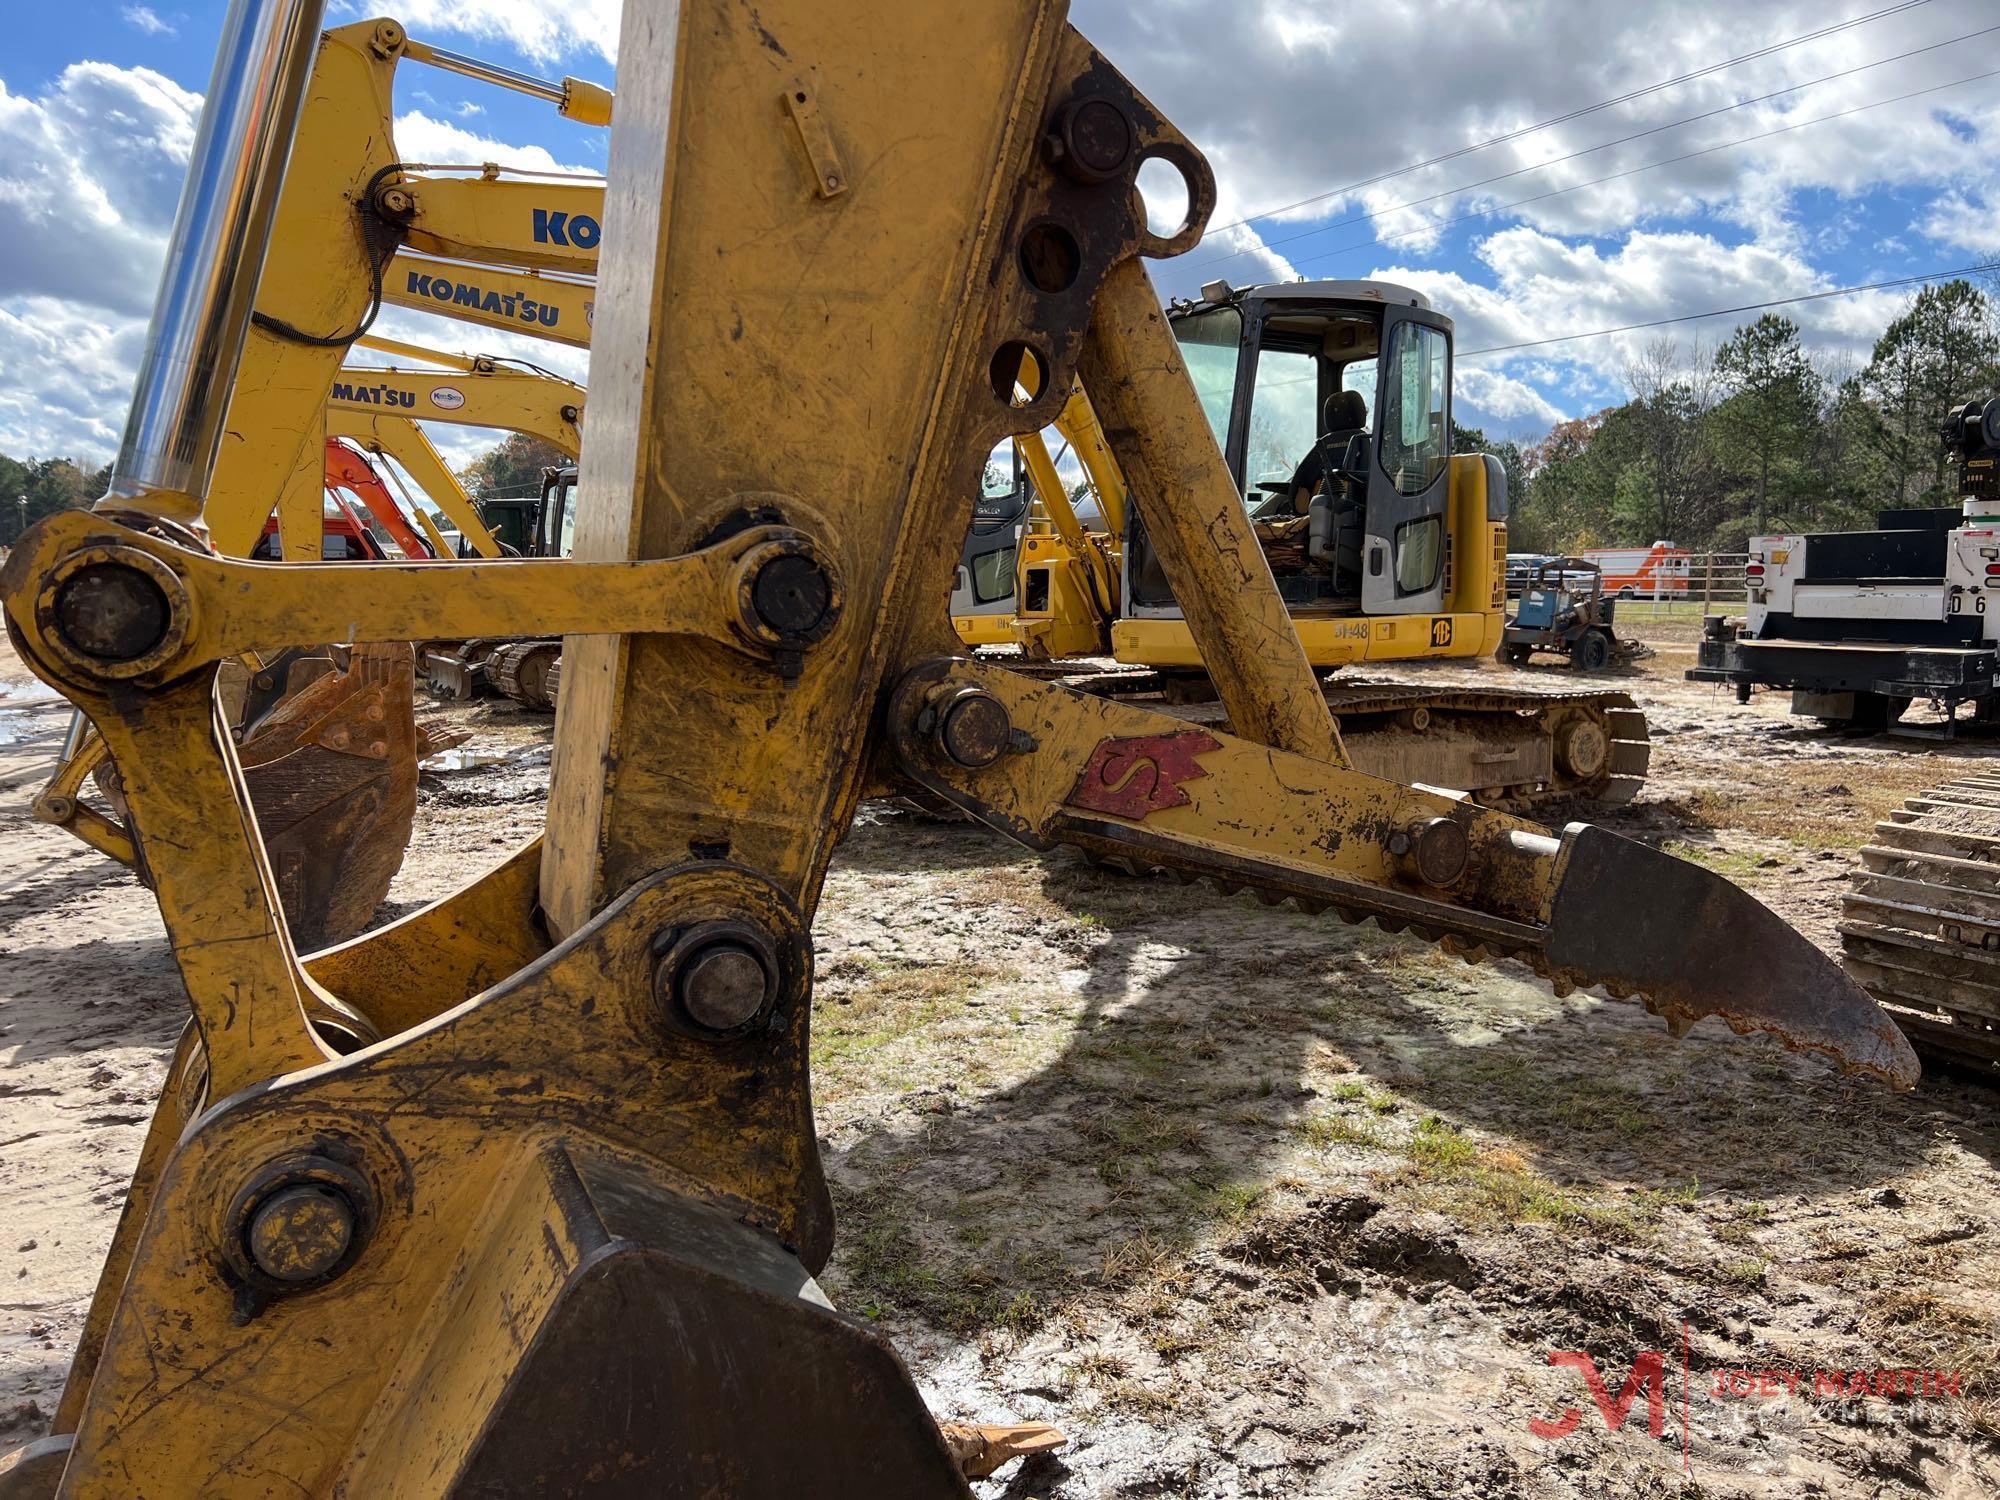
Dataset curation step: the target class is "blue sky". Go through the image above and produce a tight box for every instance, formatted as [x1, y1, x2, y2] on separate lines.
[1, 0, 1996, 469]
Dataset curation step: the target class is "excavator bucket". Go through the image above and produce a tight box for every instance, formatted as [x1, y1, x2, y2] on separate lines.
[233, 642, 423, 949]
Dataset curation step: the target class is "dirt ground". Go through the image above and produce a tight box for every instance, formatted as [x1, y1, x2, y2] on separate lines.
[4, 623, 1999, 1498]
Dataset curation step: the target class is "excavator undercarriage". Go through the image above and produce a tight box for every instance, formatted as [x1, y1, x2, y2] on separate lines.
[0, 0, 1922, 1495]
[1034, 665, 1652, 812]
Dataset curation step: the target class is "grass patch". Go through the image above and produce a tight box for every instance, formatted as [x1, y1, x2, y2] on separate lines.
[1407, 1115, 1478, 1171]
[813, 959, 1017, 1074]
[1390, 1117, 1647, 1239]
[1721, 1256, 1768, 1287]
[1288, 1111, 1389, 1152]
[828, 1209, 1052, 1336]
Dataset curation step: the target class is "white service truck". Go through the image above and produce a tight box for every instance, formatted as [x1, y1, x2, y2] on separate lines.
[1689, 397, 2000, 734]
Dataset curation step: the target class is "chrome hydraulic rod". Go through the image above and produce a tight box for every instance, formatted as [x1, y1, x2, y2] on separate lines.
[105, 0, 326, 514]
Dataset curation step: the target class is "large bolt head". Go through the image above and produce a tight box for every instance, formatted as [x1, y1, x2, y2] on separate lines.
[751, 555, 832, 637]
[53, 563, 169, 662]
[1412, 817, 1471, 889]
[244, 1184, 356, 1285]
[937, 690, 1012, 768]
[1051, 97, 1134, 183]
[670, 940, 774, 1034]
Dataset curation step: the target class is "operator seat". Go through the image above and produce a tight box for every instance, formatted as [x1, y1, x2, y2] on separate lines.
[1315, 389, 1369, 587]
[1319, 389, 1368, 469]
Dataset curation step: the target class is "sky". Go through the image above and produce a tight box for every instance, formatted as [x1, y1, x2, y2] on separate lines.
[1, 0, 1997, 477]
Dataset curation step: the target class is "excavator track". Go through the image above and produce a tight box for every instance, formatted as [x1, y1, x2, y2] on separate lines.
[1841, 775, 2000, 1075]
[1040, 666, 1650, 812]
[492, 639, 563, 712]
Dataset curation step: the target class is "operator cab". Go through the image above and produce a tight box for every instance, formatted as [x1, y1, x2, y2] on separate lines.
[1129, 279, 1454, 618]
[478, 468, 582, 558]
[536, 467, 581, 558]
[950, 440, 1028, 626]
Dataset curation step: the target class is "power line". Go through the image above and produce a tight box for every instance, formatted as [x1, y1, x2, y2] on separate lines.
[1195, 18, 2000, 271]
[1203, 0, 1940, 239]
[1286, 65, 2000, 277]
[1457, 262, 2000, 359]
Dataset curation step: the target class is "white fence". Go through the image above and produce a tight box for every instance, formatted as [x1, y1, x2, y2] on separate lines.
[1615, 552, 1750, 618]
[1510, 553, 1750, 618]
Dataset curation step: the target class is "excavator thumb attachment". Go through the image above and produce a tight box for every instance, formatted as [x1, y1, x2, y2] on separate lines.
[1542, 825, 1920, 1087]
[886, 660, 1921, 1092]
[71, 642, 422, 949]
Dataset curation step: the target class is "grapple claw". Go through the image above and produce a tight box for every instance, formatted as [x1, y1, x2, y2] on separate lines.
[1543, 826, 1921, 1088]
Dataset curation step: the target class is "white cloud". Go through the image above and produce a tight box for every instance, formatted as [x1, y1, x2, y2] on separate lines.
[0, 298, 148, 459]
[0, 62, 200, 317]
[1453, 367, 1566, 428]
[1084, 0, 2000, 292]
[1921, 190, 2000, 256]
[121, 6, 174, 36]
[1068, 0, 2000, 436]
[0, 62, 202, 459]
[383, 0, 620, 66]
[455, 101, 485, 118]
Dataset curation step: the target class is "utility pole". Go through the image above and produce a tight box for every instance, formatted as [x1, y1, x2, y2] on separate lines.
[14, 495, 24, 544]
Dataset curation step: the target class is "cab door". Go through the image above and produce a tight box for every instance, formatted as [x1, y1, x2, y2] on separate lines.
[1360, 309, 1452, 617]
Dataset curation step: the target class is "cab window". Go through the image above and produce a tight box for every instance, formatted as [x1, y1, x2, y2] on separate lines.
[971, 544, 1016, 603]
[556, 484, 578, 557]
[1243, 344, 1318, 492]
[1395, 516, 1442, 593]
[1172, 304, 1242, 450]
[1339, 359, 1375, 427]
[1378, 322, 1448, 496]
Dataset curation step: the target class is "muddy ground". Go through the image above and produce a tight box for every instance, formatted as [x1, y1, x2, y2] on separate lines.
[3, 623, 1998, 1498]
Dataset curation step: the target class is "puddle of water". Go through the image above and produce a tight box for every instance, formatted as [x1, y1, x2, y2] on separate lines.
[419, 746, 515, 772]
[0, 678, 62, 708]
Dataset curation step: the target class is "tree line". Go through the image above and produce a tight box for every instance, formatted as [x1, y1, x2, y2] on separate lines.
[0, 454, 111, 545]
[1467, 278, 2000, 555]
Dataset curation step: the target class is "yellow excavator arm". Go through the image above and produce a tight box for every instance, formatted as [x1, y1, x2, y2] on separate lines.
[0, 1, 1916, 1494]
[381, 250, 595, 347]
[202, 16, 609, 559]
[335, 335, 584, 455]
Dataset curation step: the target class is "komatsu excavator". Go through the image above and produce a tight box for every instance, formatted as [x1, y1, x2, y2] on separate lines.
[979, 281, 1651, 812]
[0, 3, 1922, 1493]
[25, 15, 611, 945]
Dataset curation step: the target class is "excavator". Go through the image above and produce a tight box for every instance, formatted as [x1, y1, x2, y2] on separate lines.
[0, 1, 1923, 1494]
[24, 15, 612, 945]
[974, 280, 1650, 812]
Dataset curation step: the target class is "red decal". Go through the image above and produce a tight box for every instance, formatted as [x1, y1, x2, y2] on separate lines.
[1066, 731, 1222, 820]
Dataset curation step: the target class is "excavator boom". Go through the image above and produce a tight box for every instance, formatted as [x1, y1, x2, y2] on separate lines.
[0, 1, 1914, 1495]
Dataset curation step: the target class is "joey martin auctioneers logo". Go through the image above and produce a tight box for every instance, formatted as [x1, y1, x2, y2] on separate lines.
[1530, 1326, 1967, 1472]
